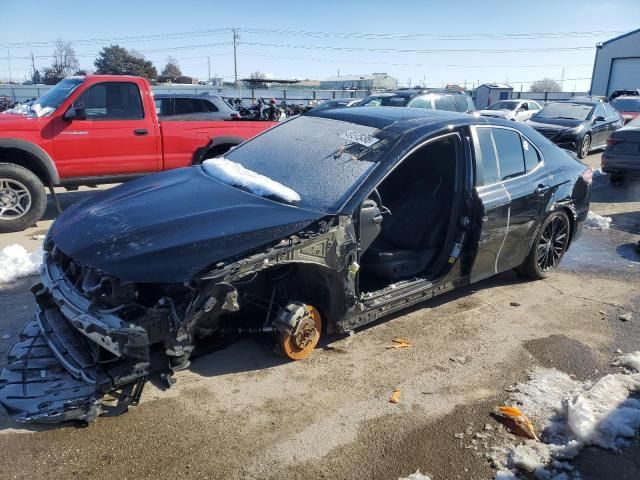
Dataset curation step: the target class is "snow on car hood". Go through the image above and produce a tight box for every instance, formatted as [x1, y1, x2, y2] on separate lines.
[3, 102, 55, 117]
[202, 157, 300, 203]
[49, 166, 323, 283]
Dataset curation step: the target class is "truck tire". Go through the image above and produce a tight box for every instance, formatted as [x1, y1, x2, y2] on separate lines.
[0, 163, 47, 233]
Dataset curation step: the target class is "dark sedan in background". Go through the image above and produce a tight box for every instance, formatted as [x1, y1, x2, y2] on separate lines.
[602, 115, 640, 184]
[525, 99, 623, 158]
[610, 96, 640, 125]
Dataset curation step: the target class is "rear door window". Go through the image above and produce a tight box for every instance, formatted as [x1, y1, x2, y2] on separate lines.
[492, 128, 526, 180]
[407, 95, 433, 109]
[474, 128, 500, 186]
[521, 137, 541, 172]
[527, 101, 540, 111]
[452, 94, 472, 112]
[155, 98, 171, 116]
[434, 95, 456, 111]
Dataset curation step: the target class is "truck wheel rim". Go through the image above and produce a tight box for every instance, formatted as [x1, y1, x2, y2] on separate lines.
[0, 178, 32, 221]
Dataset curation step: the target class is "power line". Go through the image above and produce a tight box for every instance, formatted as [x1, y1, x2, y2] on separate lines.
[238, 27, 626, 41]
[239, 52, 591, 69]
[240, 41, 595, 54]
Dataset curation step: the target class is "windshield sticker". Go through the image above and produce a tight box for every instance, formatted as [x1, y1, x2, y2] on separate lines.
[340, 130, 380, 147]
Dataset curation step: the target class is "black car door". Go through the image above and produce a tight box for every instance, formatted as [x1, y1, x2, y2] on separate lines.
[469, 126, 511, 282]
[603, 103, 622, 141]
[591, 104, 608, 147]
[469, 126, 551, 281]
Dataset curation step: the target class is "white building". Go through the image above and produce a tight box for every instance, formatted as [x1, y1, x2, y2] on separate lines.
[590, 28, 640, 97]
[319, 73, 397, 91]
[474, 83, 513, 109]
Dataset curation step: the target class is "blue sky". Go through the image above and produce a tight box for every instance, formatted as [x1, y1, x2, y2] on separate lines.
[1, 0, 639, 91]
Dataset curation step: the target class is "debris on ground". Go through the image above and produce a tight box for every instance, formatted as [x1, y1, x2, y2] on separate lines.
[389, 388, 401, 404]
[398, 470, 432, 480]
[584, 211, 612, 231]
[489, 362, 640, 479]
[619, 312, 632, 322]
[450, 355, 472, 365]
[387, 338, 412, 349]
[0, 244, 43, 284]
[510, 302, 521, 307]
[31, 234, 46, 241]
[496, 406, 539, 441]
[454, 433, 465, 439]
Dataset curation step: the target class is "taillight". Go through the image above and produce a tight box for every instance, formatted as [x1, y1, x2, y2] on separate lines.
[580, 166, 593, 184]
[606, 137, 621, 146]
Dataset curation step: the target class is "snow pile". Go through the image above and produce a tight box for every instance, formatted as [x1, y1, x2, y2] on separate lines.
[202, 157, 301, 203]
[0, 244, 43, 283]
[584, 211, 612, 231]
[30, 103, 55, 117]
[493, 365, 640, 479]
[613, 352, 640, 372]
[398, 470, 431, 480]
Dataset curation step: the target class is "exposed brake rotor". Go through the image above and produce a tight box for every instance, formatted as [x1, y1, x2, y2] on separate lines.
[275, 302, 322, 361]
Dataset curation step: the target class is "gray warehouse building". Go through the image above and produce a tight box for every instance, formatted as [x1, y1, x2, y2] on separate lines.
[320, 73, 397, 91]
[590, 28, 640, 97]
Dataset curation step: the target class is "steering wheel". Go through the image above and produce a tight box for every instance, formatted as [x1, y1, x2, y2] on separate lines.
[371, 188, 391, 216]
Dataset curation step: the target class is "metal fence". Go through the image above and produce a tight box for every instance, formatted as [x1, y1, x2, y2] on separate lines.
[0, 83, 592, 106]
[0, 84, 370, 104]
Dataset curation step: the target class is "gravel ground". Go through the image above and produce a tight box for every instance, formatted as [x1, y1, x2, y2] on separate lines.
[0, 152, 638, 480]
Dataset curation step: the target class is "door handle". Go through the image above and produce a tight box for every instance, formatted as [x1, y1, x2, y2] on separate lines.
[133, 129, 148, 136]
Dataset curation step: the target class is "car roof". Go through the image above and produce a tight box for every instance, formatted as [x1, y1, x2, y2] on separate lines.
[612, 96, 640, 100]
[554, 99, 600, 106]
[308, 106, 489, 133]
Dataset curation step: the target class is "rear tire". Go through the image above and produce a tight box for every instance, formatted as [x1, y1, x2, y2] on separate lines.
[0, 163, 47, 233]
[515, 211, 570, 280]
[577, 134, 591, 159]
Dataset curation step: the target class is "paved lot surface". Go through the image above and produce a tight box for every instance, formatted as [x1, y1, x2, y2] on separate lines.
[0, 152, 638, 480]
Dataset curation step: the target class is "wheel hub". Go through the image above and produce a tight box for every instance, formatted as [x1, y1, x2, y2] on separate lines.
[292, 315, 317, 350]
[0, 178, 32, 220]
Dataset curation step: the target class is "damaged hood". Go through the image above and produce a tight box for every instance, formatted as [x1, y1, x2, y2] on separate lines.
[49, 166, 324, 283]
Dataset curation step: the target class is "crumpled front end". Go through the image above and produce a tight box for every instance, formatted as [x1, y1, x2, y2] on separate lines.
[0, 241, 205, 424]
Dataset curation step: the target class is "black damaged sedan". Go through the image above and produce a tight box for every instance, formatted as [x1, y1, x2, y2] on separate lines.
[0, 107, 592, 424]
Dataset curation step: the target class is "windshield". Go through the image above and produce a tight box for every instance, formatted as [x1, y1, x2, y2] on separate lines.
[219, 115, 400, 212]
[611, 98, 640, 113]
[28, 78, 84, 117]
[487, 101, 519, 111]
[360, 95, 410, 107]
[533, 102, 593, 121]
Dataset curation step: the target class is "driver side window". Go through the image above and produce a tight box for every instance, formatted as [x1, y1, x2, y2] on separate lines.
[73, 82, 144, 120]
[594, 104, 605, 120]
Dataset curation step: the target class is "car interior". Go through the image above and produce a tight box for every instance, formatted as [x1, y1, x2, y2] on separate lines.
[358, 134, 461, 292]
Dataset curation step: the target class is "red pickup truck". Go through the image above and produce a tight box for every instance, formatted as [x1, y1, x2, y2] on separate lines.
[0, 75, 275, 232]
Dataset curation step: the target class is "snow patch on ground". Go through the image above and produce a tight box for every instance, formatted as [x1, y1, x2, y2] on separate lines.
[0, 244, 43, 284]
[584, 211, 612, 231]
[202, 157, 301, 203]
[398, 470, 432, 480]
[613, 352, 640, 372]
[492, 364, 640, 479]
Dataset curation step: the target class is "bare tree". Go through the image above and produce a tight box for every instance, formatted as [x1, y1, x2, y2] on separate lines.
[529, 78, 562, 93]
[161, 56, 182, 78]
[250, 71, 266, 80]
[52, 40, 79, 78]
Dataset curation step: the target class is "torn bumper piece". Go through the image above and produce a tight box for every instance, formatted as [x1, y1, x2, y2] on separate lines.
[0, 301, 150, 424]
[0, 320, 102, 423]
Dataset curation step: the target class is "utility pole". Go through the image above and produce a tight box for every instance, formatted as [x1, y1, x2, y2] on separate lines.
[30, 52, 36, 81]
[7, 50, 12, 83]
[207, 56, 211, 82]
[560, 68, 565, 91]
[232, 28, 239, 88]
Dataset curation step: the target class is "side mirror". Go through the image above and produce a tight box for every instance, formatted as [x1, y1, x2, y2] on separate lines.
[63, 107, 86, 121]
[593, 115, 606, 122]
